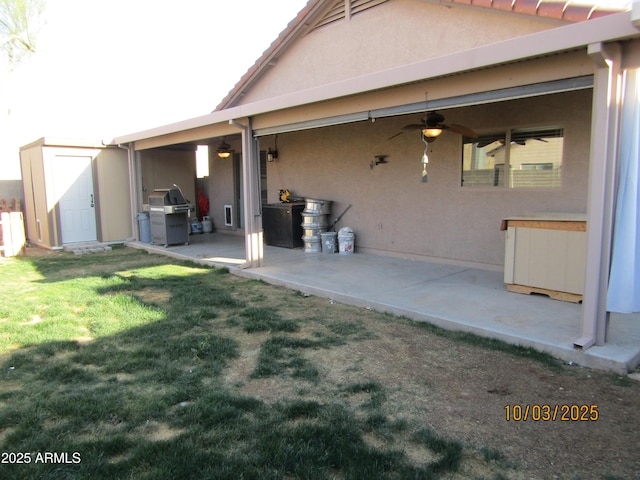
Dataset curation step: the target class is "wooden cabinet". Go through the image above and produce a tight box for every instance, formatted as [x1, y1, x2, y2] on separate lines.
[501, 213, 587, 302]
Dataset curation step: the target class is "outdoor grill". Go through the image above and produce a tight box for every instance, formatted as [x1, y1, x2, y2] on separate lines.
[148, 188, 192, 247]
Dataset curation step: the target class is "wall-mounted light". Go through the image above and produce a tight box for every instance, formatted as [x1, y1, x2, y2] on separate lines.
[217, 138, 231, 158]
[371, 155, 388, 169]
[267, 135, 278, 162]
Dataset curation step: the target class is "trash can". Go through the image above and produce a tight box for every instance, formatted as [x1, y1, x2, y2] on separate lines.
[137, 212, 151, 243]
[321, 232, 338, 254]
[338, 227, 355, 255]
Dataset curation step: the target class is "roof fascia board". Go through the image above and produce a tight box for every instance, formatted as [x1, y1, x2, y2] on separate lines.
[20, 137, 112, 151]
[112, 11, 637, 146]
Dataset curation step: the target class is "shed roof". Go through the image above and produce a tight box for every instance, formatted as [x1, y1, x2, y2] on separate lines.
[215, 0, 629, 110]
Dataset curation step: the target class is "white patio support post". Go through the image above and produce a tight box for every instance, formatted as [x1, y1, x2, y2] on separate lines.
[575, 42, 621, 349]
[230, 118, 264, 269]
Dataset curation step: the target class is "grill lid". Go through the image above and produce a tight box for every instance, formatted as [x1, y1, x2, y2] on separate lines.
[148, 188, 188, 206]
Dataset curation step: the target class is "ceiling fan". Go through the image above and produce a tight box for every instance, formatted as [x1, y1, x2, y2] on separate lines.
[388, 111, 479, 143]
[388, 111, 478, 183]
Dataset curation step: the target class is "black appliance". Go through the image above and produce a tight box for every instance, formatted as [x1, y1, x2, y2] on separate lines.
[262, 203, 305, 248]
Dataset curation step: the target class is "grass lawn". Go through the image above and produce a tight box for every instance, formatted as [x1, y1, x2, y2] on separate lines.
[0, 246, 638, 479]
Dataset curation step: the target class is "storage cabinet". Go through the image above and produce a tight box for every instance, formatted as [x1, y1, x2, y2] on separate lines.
[262, 203, 305, 248]
[501, 213, 587, 302]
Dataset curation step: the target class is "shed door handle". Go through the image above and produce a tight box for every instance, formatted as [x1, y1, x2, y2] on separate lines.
[90, 194, 94, 207]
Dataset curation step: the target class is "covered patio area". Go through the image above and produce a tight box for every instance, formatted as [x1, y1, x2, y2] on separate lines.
[129, 233, 640, 374]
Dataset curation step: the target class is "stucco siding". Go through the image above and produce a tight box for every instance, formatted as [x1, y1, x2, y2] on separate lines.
[265, 90, 590, 268]
[207, 136, 243, 233]
[139, 148, 197, 208]
[240, 0, 565, 105]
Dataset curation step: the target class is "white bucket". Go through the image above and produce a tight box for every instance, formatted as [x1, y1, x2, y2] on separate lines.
[338, 227, 355, 255]
[202, 216, 213, 233]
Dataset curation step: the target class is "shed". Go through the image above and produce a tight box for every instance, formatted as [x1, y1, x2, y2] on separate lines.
[19, 138, 133, 249]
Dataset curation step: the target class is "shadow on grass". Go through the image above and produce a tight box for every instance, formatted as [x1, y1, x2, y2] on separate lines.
[0, 249, 466, 479]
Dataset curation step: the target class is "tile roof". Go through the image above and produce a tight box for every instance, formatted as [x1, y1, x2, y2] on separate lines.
[444, 0, 627, 22]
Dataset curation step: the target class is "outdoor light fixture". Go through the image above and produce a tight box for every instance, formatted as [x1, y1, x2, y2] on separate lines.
[217, 139, 231, 158]
[421, 114, 444, 141]
[267, 135, 278, 162]
[421, 126, 443, 140]
[370, 155, 388, 169]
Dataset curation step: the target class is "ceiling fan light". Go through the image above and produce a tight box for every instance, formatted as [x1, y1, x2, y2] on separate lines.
[217, 140, 231, 158]
[422, 127, 443, 138]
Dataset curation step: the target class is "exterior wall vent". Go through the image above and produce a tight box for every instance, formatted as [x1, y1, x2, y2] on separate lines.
[312, 0, 389, 31]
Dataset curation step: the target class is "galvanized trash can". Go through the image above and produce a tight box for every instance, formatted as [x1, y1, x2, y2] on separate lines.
[321, 231, 338, 254]
[136, 212, 151, 243]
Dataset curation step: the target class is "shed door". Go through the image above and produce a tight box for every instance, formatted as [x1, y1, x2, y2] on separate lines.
[53, 155, 97, 244]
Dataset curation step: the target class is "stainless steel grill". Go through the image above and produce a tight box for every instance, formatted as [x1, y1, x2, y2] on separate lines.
[148, 188, 192, 247]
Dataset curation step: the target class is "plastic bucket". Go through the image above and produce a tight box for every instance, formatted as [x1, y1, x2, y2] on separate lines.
[136, 212, 151, 243]
[191, 219, 202, 234]
[321, 232, 338, 254]
[338, 227, 355, 255]
[202, 216, 213, 233]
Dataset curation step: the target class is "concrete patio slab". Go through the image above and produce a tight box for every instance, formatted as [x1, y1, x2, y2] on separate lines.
[129, 233, 640, 374]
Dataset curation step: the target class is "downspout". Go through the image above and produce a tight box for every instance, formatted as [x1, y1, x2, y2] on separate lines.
[229, 118, 264, 269]
[574, 42, 621, 349]
[118, 143, 139, 242]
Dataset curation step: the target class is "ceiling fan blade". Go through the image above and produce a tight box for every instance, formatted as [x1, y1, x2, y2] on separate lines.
[387, 124, 426, 141]
[403, 124, 426, 130]
[446, 123, 478, 138]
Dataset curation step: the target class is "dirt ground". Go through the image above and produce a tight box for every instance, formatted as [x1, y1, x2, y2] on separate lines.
[222, 284, 640, 480]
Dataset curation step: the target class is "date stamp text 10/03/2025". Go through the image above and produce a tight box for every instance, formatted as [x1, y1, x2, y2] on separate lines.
[505, 404, 599, 422]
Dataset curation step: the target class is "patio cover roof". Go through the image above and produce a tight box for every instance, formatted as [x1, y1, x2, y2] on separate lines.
[111, 10, 639, 149]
